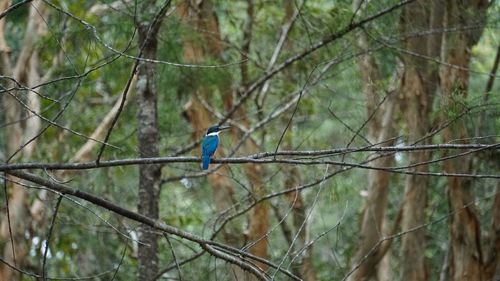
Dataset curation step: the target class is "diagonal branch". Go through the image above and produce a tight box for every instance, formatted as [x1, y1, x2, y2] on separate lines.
[219, 0, 416, 126]
[6, 169, 300, 281]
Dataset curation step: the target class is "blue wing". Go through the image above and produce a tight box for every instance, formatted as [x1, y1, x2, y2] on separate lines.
[202, 135, 219, 170]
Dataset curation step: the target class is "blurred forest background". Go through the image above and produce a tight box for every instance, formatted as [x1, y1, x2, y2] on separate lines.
[0, 0, 499, 280]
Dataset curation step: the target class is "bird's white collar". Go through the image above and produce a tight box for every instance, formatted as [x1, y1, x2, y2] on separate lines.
[206, 131, 220, 136]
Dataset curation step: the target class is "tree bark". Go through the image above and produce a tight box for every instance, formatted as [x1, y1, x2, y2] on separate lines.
[398, 1, 443, 280]
[0, 1, 47, 279]
[179, 0, 270, 278]
[136, 9, 165, 280]
[178, 0, 242, 246]
[440, 1, 489, 280]
[244, 163, 268, 271]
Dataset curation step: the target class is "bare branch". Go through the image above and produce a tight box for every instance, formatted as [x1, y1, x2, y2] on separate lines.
[163, 233, 183, 281]
[41, 195, 63, 280]
[201, 244, 267, 281]
[1, 143, 497, 171]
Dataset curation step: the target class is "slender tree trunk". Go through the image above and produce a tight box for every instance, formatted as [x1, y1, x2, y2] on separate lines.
[376, 218, 393, 281]
[244, 163, 269, 270]
[178, 1, 245, 279]
[136, 10, 165, 280]
[222, 94, 269, 272]
[347, 85, 397, 281]
[0, 2, 47, 279]
[398, 1, 443, 280]
[232, 0, 269, 266]
[347, 2, 399, 280]
[178, 0, 242, 245]
[179, 1, 269, 278]
[0, 82, 26, 281]
[440, 1, 488, 280]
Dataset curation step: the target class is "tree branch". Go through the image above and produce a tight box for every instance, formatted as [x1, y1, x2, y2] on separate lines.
[219, 0, 417, 126]
[0, 144, 497, 172]
[5, 170, 300, 281]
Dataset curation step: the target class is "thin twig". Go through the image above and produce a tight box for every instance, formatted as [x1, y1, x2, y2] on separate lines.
[163, 233, 183, 281]
[152, 252, 205, 281]
[110, 243, 128, 281]
[42, 195, 63, 280]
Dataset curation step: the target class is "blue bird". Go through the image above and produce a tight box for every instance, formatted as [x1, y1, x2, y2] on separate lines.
[201, 125, 231, 170]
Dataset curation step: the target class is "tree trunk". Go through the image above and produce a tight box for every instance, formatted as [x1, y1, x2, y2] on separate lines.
[0, 2, 47, 279]
[244, 163, 268, 271]
[179, 0, 269, 277]
[347, 84, 397, 281]
[222, 94, 269, 271]
[398, 1, 443, 280]
[178, 0, 242, 245]
[440, 1, 488, 280]
[347, 2, 399, 280]
[178, 1, 245, 279]
[136, 11, 165, 281]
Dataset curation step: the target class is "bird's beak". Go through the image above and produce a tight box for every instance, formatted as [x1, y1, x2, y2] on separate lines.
[219, 125, 231, 131]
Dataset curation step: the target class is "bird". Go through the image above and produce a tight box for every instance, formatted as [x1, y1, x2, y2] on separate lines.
[201, 125, 231, 170]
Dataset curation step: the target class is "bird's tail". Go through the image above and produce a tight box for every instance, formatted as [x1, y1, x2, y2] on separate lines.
[202, 155, 210, 170]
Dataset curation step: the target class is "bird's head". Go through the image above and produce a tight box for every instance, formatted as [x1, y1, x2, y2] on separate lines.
[206, 125, 231, 135]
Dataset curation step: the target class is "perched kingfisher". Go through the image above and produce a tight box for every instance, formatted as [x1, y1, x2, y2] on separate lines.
[201, 125, 231, 170]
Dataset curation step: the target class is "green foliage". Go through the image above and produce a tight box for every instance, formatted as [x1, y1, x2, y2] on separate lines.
[2, 0, 499, 280]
